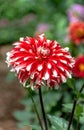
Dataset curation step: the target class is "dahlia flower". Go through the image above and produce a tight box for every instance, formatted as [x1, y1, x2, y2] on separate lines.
[6, 34, 74, 89]
[69, 22, 84, 45]
[73, 56, 84, 78]
[68, 4, 84, 23]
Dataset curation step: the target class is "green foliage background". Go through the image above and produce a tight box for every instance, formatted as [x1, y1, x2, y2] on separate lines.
[0, 0, 84, 45]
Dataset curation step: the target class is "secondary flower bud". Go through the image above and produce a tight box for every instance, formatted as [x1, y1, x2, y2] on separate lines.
[69, 22, 84, 45]
[73, 56, 84, 78]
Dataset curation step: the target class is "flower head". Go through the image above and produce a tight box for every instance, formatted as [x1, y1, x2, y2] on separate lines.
[73, 56, 84, 78]
[6, 34, 74, 89]
[68, 4, 84, 23]
[69, 22, 84, 45]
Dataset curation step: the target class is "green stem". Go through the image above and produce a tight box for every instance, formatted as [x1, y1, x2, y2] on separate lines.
[67, 99, 77, 130]
[79, 84, 84, 93]
[28, 89, 44, 130]
[39, 88, 48, 130]
[77, 117, 80, 130]
[67, 84, 84, 130]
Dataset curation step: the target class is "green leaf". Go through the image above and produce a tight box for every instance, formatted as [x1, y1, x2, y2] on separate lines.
[80, 112, 84, 124]
[30, 125, 41, 130]
[75, 105, 83, 118]
[80, 116, 84, 124]
[63, 103, 83, 119]
[43, 92, 61, 112]
[66, 78, 76, 90]
[21, 98, 32, 108]
[17, 121, 30, 128]
[48, 115, 73, 130]
[14, 110, 36, 121]
[63, 103, 73, 113]
[75, 79, 84, 92]
[81, 124, 84, 130]
[79, 44, 84, 54]
[17, 122, 41, 130]
[79, 93, 84, 99]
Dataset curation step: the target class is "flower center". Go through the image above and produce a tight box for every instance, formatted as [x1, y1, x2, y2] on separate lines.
[79, 63, 84, 71]
[37, 46, 50, 58]
[76, 28, 84, 38]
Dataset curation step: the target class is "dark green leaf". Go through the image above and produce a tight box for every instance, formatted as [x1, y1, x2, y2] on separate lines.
[48, 115, 73, 130]
[80, 113, 84, 124]
[63, 103, 73, 113]
[14, 110, 36, 121]
[75, 105, 83, 118]
[66, 78, 76, 90]
[75, 79, 84, 92]
[81, 124, 84, 130]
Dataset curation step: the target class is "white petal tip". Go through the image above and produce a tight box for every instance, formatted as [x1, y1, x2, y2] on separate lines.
[64, 47, 69, 51]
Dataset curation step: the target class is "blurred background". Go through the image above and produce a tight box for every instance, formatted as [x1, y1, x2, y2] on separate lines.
[0, 0, 84, 130]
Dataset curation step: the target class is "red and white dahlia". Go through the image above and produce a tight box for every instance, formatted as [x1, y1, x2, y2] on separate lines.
[6, 34, 74, 89]
[73, 56, 84, 78]
[69, 22, 84, 45]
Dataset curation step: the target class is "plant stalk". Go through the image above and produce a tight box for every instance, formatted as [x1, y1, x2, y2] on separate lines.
[77, 118, 80, 130]
[67, 99, 77, 130]
[67, 84, 84, 130]
[39, 88, 48, 130]
[79, 84, 84, 93]
[28, 89, 44, 130]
